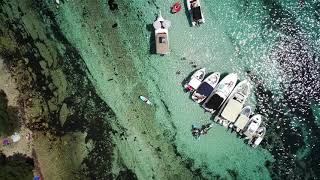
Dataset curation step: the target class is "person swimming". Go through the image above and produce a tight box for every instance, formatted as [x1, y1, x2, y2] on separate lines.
[191, 123, 213, 139]
[191, 125, 201, 139]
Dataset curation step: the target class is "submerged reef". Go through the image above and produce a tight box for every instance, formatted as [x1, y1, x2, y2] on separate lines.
[0, 0, 116, 178]
[1, 0, 320, 179]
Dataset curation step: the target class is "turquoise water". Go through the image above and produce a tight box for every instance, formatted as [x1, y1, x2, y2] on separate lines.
[50, 0, 320, 179]
[1, 0, 320, 179]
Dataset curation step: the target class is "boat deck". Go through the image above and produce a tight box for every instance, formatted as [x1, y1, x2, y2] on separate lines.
[220, 99, 243, 123]
[234, 115, 249, 130]
[156, 33, 169, 54]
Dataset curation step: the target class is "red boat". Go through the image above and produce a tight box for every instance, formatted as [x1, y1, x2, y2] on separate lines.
[171, 2, 182, 13]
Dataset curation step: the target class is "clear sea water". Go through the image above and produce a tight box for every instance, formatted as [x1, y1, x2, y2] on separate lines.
[34, 0, 320, 179]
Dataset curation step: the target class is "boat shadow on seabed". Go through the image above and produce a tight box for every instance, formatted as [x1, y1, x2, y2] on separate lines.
[146, 23, 156, 54]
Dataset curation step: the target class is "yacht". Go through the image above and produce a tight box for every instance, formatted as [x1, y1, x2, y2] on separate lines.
[217, 80, 251, 127]
[202, 73, 238, 113]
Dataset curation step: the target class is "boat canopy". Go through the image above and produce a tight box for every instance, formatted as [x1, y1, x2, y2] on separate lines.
[197, 82, 214, 96]
[192, 6, 202, 21]
[220, 99, 243, 122]
[206, 94, 224, 110]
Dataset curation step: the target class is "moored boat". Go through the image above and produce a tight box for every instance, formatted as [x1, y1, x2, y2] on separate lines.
[217, 80, 251, 127]
[153, 12, 171, 55]
[186, 0, 205, 26]
[191, 72, 220, 103]
[184, 68, 206, 92]
[243, 114, 262, 138]
[202, 73, 238, 114]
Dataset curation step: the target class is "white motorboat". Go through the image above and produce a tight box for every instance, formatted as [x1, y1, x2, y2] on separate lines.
[233, 106, 252, 134]
[153, 12, 171, 55]
[184, 68, 206, 92]
[191, 72, 220, 103]
[202, 73, 238, 113]
[249, 126, 266, 148]
[243, 114, 262, 138]
[186, 0, 205, 26]
[217, 80, 251, 127]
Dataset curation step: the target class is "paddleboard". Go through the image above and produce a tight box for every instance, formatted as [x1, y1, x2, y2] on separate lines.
[139, 96, 152, 105]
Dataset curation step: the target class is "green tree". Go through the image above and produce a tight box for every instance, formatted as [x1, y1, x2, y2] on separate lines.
[0, 89, 18, 136]
[0, 152, 34, 180]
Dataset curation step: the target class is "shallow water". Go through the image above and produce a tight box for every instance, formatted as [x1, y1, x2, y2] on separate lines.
[1, 0, 320, 179]
[50, 0, 320, 179]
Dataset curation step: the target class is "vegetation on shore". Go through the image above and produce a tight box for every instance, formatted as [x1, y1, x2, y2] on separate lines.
[0, 152, 34, 180]
[0, 90, 19, 136]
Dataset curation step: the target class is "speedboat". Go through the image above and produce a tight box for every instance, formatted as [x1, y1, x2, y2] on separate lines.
[191, 72, 220, 103]
[153, 12, 171, 55]
[249, 126, 266, 148]
[184, 68, 206, 92]
[202, 73, 238, 114]
[217, 80, 251, 127]
[233, 106, 252, 134]
[186, 0, 205, 26]
[243, 114, 262, 138]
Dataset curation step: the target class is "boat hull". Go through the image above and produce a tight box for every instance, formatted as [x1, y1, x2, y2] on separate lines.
[191, 72, 220, 103]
